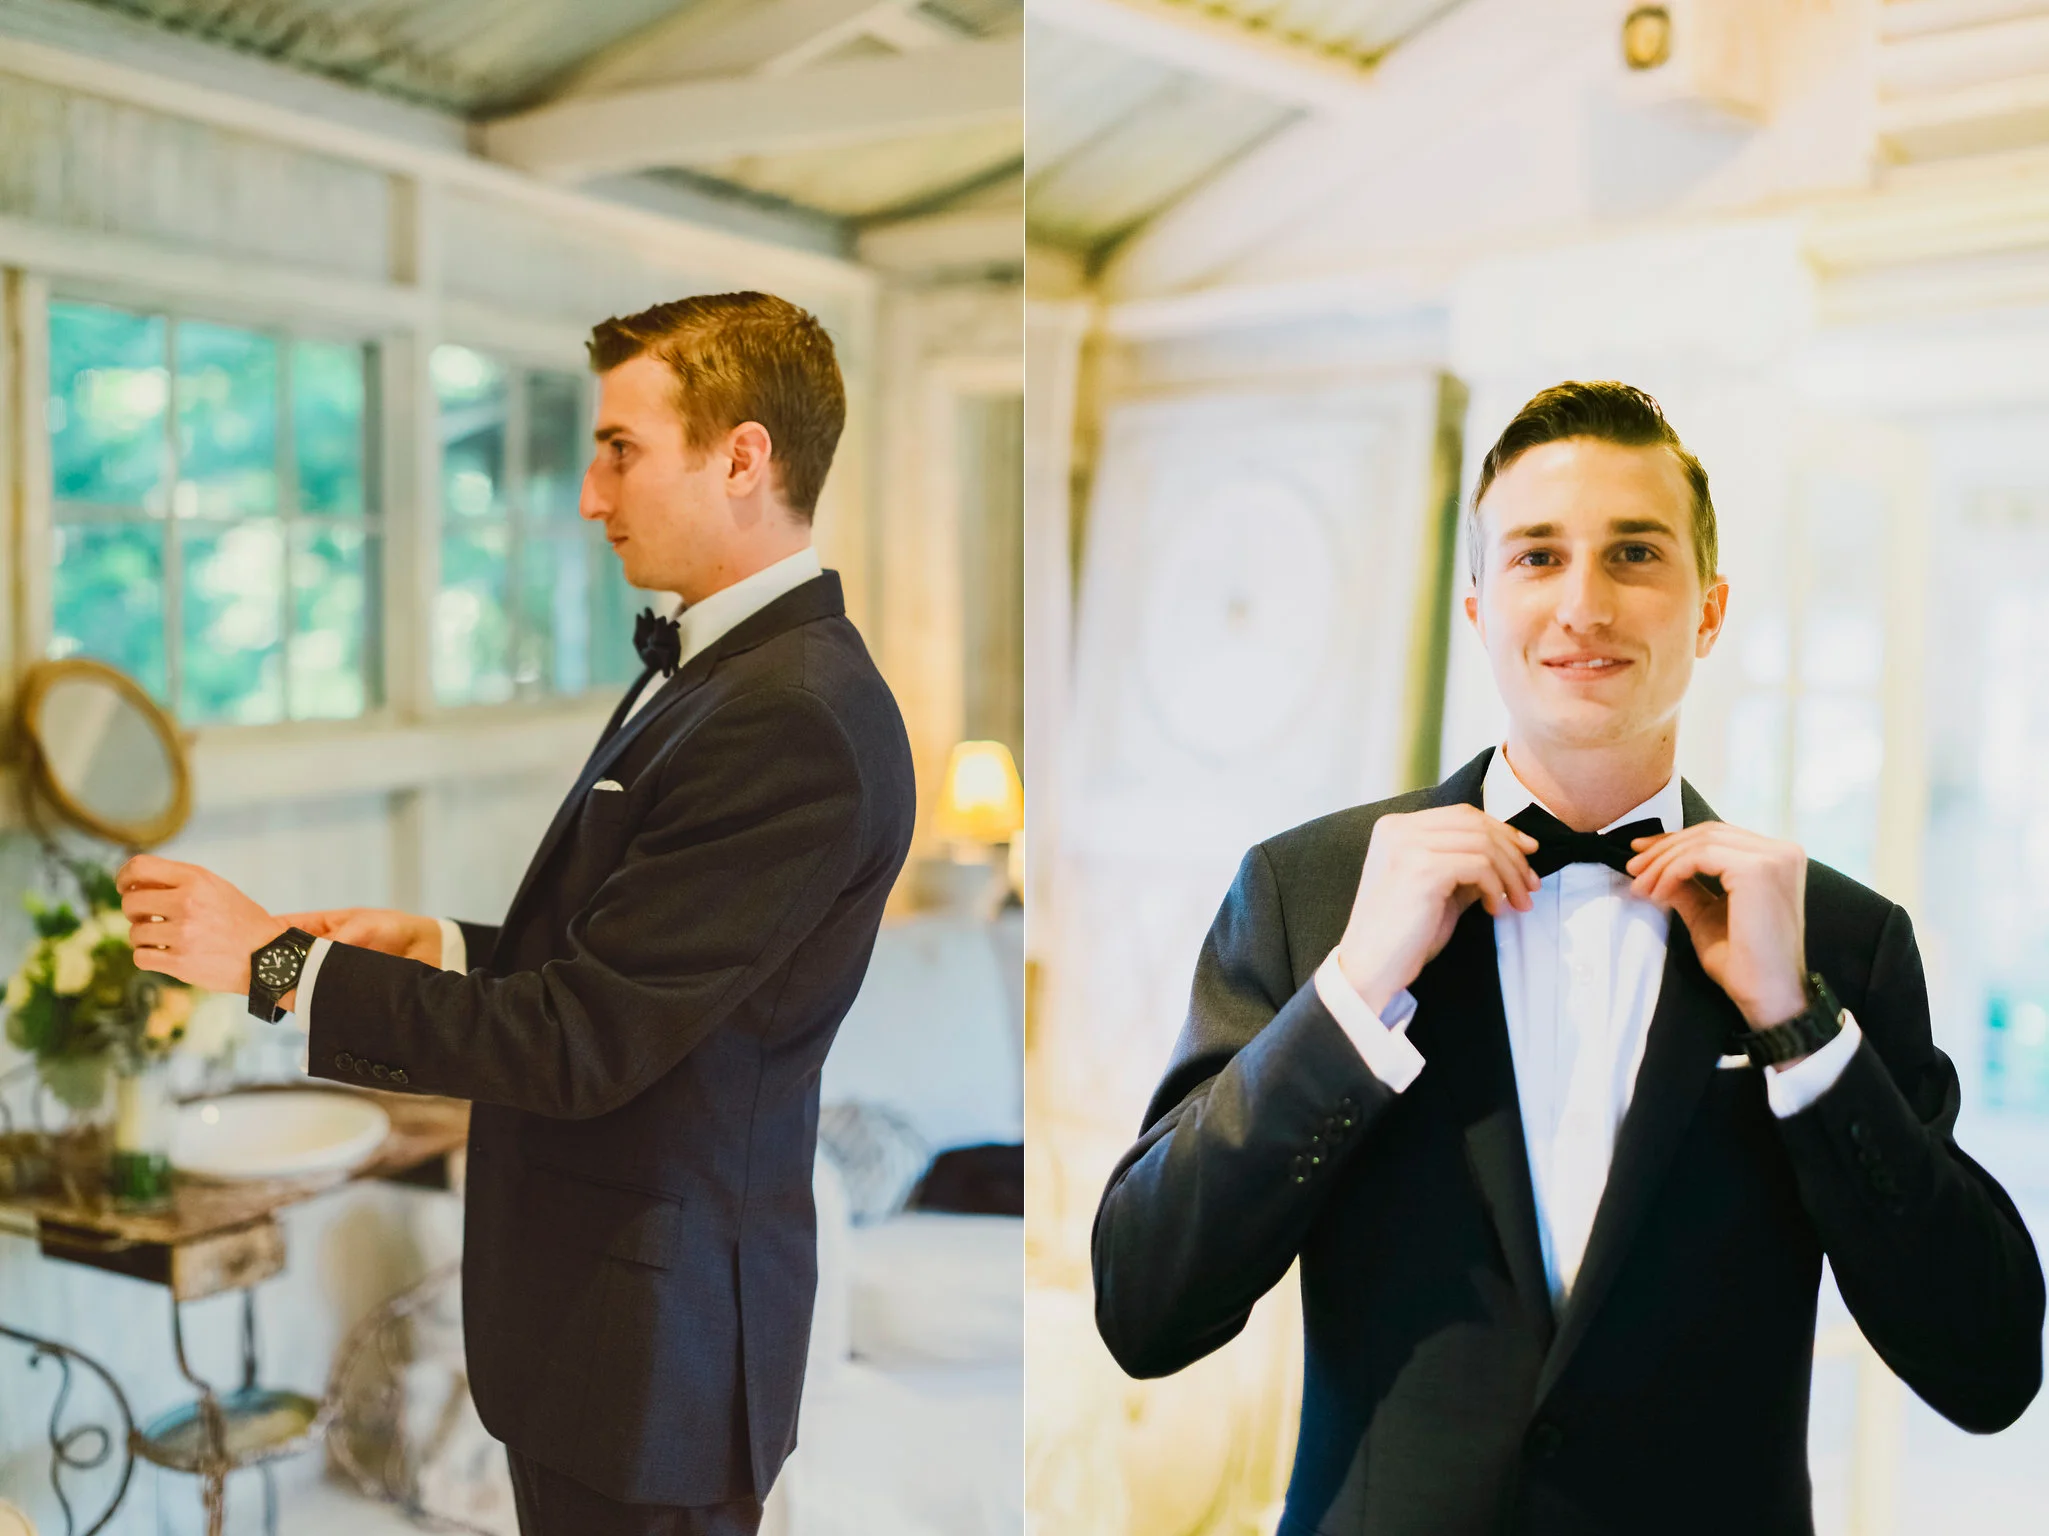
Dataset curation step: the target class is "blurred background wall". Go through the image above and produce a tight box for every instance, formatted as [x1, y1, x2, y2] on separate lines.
[1025, 2, 2049, 1532]
[0, 1, 1020, 1530]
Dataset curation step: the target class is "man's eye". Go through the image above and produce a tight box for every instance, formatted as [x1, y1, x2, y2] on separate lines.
[1615, 543, 1657, 563]
[1515, 549, 1558, 568]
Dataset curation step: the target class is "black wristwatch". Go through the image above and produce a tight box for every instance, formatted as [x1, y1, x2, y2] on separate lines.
[249, 927, 317, 1023]
[1740, 971, 1846, 1067]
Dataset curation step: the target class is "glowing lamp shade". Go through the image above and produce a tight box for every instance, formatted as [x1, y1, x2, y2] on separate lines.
[935, 740, 1024, 846]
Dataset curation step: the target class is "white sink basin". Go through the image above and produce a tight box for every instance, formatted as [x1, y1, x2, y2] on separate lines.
[174, 1091, 391, 1181]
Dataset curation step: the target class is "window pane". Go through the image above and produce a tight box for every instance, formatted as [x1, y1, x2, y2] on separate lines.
[529, 372, 587, 521]
[176, 321, 279, 520]
[517, 529, 595, 695]
[1791, 691, 1882, 885]
[180, 520, 286, 725]
[437, 525, 513, 706]
[293, 523, 380, 719]
[294, 339, 369, 516]
[590, 538, 651, 689]
[49, 302, 167, 512]
[49, 524, 167, 699]
[434, 345, 508, 521]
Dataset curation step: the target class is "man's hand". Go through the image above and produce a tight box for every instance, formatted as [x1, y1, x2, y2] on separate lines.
[1336, 805, 1541, 1014]
[1626, 824, 1808, 1029]
[276, 909, 442, 966]
[116, 855, 287, 996]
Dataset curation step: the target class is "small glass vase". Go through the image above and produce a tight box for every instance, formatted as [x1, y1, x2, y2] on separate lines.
[109, 1054, 175, 1208]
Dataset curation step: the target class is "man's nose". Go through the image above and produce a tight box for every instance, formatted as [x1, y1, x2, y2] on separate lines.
[1554, 555, 1615, 630]
[579, 461, 606, 521]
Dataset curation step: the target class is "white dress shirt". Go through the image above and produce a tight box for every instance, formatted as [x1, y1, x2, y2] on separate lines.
[291, 546, 825, 1024]
[1314, 747, 1862, 1306]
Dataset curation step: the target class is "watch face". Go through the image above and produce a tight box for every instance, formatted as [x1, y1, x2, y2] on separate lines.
[255, 942, 302, 989]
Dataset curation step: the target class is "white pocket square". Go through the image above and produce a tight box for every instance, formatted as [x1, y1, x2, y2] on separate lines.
[1716, 1053, 1753, 1070]
[592, 779, 624, 792]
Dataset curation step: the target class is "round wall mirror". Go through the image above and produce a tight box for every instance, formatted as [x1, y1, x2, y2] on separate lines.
[13, 659, 191, 848]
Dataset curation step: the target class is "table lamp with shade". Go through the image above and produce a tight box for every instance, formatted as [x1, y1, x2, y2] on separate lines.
[917, 740, 1024, 915]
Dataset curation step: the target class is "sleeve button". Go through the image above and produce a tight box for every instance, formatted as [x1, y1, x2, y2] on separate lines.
[335, 1052, 354, 1070]
[371, 1063, 389, 1080]
[390, 1069, 408, 1085]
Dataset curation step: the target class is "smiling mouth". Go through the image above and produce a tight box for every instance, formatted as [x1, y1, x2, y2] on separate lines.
[1544, 657, 1630, 675]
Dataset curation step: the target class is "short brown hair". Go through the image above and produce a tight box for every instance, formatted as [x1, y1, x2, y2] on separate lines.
[587, 292, 846, 518]
[1469, 380, 1716, 587]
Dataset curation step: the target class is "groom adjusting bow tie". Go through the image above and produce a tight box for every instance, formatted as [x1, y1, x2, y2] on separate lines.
[1093, 380, 2041, 1536]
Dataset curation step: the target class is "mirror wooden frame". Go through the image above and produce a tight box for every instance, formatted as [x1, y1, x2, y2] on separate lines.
[13, 658, 192, 849]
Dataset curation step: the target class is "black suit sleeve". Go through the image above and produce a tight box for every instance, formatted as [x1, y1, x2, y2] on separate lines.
[1093, 844, 1395, 1379]
[453, 921, 499, 971]
[304, 685, 865, 1119]
[1775, 903, 2045, 1431]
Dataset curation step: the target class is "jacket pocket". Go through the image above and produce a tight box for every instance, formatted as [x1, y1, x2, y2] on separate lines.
[580, 782, 636, 828]
[530, 1164, 682, 1270]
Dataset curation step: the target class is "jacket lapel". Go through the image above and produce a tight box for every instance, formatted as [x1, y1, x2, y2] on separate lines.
[1409, 749, 1557, 1345]
[1532, 779, 1737, 1404]
[494, 646, 724, 944]
[492, 573, 847, 948]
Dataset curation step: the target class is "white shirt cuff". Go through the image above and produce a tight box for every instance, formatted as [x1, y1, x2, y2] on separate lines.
[290, 920, 464, 1030]
[288, 936, 335, 1025]
[1313, 950, 1426, 1093]
[1764, 1014, 1863, 1118]
[437, 917, 467, 973]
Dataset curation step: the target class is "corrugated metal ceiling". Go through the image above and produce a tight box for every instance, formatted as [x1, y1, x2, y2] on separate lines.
[66, 0, 1022, 234]
[69, 0, 692, 112]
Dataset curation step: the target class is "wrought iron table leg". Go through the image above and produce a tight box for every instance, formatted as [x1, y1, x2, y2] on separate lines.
[0, 1320, 137, 1536]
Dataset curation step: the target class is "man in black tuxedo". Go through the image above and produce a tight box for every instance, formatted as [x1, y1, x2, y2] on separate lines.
[1093, 382, 2044, 1535]
[117, 293, 917, 1535]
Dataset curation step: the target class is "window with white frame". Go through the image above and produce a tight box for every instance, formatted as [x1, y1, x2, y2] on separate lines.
[47, 299, 382, 724]
[431, 345, 644, 706]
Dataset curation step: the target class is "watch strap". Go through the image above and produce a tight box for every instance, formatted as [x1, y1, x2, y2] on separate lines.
[1741, 972, 1845, 1068]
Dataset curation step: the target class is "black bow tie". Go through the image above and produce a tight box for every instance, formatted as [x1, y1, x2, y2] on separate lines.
[634, 608, 681, 677]
[1507, 803, 1665, 879]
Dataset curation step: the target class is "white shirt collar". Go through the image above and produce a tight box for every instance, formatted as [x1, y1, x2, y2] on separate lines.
[1481, 744, 1684, 837]
[658, 546, 823, 672]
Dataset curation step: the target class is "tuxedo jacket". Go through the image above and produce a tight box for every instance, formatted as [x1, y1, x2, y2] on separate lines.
[307, 573, 916, 1507]
[1093, 748, 2043, 1536]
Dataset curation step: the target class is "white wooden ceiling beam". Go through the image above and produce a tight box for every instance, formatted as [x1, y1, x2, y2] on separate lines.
[764, 0, 960, 76]
[567, 0, 954, 96]
[1029, 0, 1376, 113]
[1880, 0, 2049, 43]
[486, 36, 1021, 181]
[1098, 0, 1565, 298]
[857, 205, 1022, 271]
[1879, 11, 2049, 96]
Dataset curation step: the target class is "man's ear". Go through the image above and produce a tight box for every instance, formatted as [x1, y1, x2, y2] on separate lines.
[1463, 588, 1481, 636]
[1695, 575, 1730, 658]
[724, 421, 775, 499]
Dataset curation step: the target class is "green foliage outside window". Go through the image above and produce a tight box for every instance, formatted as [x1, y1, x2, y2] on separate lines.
[431, 345, 645, 707]
[47, 300, 380, 726]
[47, 307, 640, 727]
